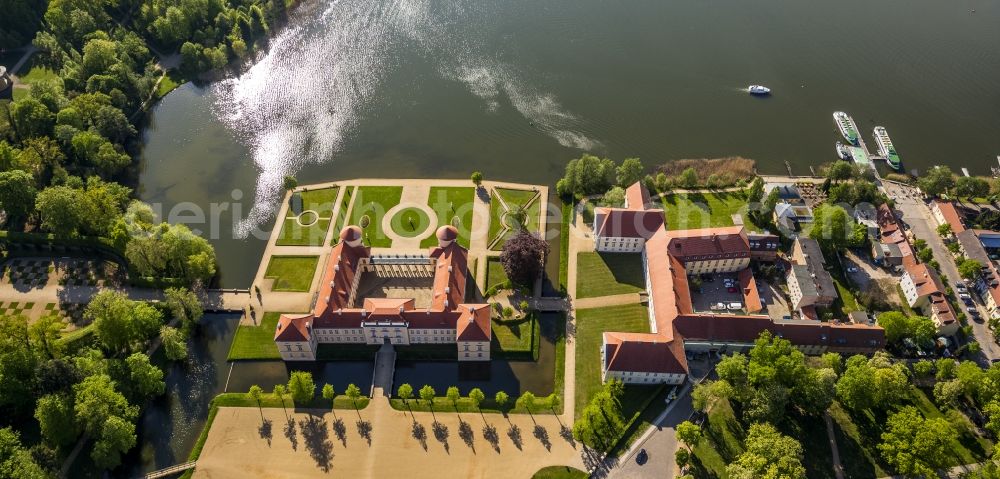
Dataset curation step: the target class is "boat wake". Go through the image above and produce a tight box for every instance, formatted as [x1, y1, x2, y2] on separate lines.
[214, 0, 597, 238]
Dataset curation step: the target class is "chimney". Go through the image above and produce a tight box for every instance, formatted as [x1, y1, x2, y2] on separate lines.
[337, 308, 342, 316]
[334, 265, 340, 272]
[445, 286, 450, 294]
[361, 309, 367, 317]
[399, 306, 404, 314]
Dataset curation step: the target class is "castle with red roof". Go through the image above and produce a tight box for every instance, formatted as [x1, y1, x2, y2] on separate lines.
[594, 182, 885, 385]
[273, 224, 491, 361]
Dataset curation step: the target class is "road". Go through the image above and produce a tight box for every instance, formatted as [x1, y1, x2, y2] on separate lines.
[607, 387, 693, 479]
[882, 182, 1000, 363]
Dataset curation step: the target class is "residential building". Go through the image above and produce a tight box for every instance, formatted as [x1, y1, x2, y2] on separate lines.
[900, 263, 958, 335]
[958, 229, 1000, 319]
[786, 238, 838, 311]
[594, 183, 884, 386]
[931, 200, 967, 235]
[274, 224, 492, 361]
[876, 203, 916, 268]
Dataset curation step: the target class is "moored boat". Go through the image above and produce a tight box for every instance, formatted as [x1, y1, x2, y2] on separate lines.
[748, 85, 771, 96]
[836, 141, 851, 160]
[873, 126, 902, 170]
[833, 111, 859, 145]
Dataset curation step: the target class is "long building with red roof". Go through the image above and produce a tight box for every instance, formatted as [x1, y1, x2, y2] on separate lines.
[594, 182, 885, 385]
[274, 224, 491, 361]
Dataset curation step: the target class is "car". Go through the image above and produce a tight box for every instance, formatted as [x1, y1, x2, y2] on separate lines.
[727, 287, 737, 293]
[846, 267, 859, 273]
[956, 284, 968, 293]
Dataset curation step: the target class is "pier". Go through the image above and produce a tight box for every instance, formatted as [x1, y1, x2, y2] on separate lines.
[841, 114, 882, 181]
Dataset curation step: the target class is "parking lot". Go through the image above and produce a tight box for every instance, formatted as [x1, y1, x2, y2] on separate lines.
[841, 249, 897, 291]
[690, 273, 747, 313]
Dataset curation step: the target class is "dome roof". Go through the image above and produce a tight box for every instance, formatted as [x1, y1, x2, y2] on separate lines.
[340, 225, 362, 241]
[436, 225, 459, 241]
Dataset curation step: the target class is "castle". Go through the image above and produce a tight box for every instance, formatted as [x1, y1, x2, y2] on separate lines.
[274, 224, 492, 361]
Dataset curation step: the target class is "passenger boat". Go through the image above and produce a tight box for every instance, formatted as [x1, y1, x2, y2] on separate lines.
[833, 111, 859, 145]
[747, 85, 771, 96]
[873, 126, 902, 170]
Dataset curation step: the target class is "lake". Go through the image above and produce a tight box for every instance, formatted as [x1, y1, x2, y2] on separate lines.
[138, 0, 1000, 289]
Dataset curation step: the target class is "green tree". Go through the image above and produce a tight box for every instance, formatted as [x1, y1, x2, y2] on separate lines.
[935, 358, 957, 381]
[10, 97, 55, 140]
[810, 204, 865, 249]
[0, 427, 48, 478]
[820, 352, 844, 376]
[692, 380, 734, 412]
[273, 384, 287, 418]
[322, 384, 336, 411]
[726, 423, 806, 479]
[160, 326, 188, 361]
[248, 385, 263, 420]
[0, 170, 38, 224]
[878, 406, 955, 477]
[556, 154, 616, 197]
[548, 393, 561, 412]
[73, 375, 138, 436]
[495, 390, 509, 412]
[283, 175, 297, 191]
[913, 360, 934, 379]
[91, 415, 137, 469]
[419, 385, 436, 408]
[747, 176, 765, 204]
[678, 167, 699, 188]
[877, 311, 935, 346]
[675, 448, 690, 469]
[937, 223, 953, 238]
[35, 185, 87, 236]
[826, 161, 856, 182]
[933, 379, 963, 407]
[517, 391, 536, 415]
[164, 287, 203, 333]
[126, 352, 165, 400]
[616, 157, 644, 187]
[287, 371, 315, 405]
[955, 176, 990, 198]
[601, 186, 625, 207]
[397, 383, 413, 404]
[918, 166, 955, 197]
[345, 383, 362, 412]
[958, 257, 985, 281]
[35, 393, 80, 447]
[471, 171, 483, 187]
[446, 386, 461, 408]
[85, 290, 163, 354]
[676, 421, 702, 450]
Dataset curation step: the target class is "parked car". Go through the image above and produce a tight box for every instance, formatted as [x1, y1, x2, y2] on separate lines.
[727, 302, 743, 310]
[846, 267, 859, 273]
[727, 287, 737, 293]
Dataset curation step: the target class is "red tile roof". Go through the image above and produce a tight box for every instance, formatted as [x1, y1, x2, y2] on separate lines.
[429, 241, 468, 311]
[739, 268, 763, 314]
[625, 182, 652, 210]
[933, 200, 967, 234]
[594, 208, 665, 239]
[275, 314, 313, 342]
[455, 305, 491, 341]
[603, 330, 688, 374]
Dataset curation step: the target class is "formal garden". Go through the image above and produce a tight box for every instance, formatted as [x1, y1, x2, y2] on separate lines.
[488, 187, 542, 250]
[350, 186, 404, 248]
[421, 186, 476, 248]
[276, 187, 339, 246]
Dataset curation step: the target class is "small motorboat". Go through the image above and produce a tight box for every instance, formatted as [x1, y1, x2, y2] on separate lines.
[748, 85, 771, 96]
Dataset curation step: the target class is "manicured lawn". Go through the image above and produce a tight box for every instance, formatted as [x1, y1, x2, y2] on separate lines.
[276, 216, 332, 246]
[690, 398, 744, 478]
[331, 186, 353, 244]
[491, 312, 540, 360]
[485, 257, 509, 293]
[15, 56, 58, 84]
[532, 466, 588, 479]
[421, 187, 476, 248]
[559, 201, 571, 293]
[389, 207, 431, 238]
[276, 187, 338, 246]
[264, 255, 318, 292]
[660, 191, 752, 231]
[489, 187, 542, 250]
[228, 312, 283, 360]
[573, 303, 651, 416]
[575, 252, 645, 299]
[388, 394, 557, 415]
[154, 70, 186, 99]
[350, 186, 403, 248]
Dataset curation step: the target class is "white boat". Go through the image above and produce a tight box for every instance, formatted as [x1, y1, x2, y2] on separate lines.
[836, 141, 851, 160]
[748, 85, 771, 96]
[833, 111, 859, 145]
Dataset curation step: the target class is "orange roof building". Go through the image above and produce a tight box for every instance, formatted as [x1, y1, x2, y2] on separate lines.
[274, 225, 491, 362]
[594, 182, 884, 385]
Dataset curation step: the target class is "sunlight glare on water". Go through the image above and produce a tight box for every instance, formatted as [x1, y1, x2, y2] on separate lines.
[213, 0, 597, 238]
